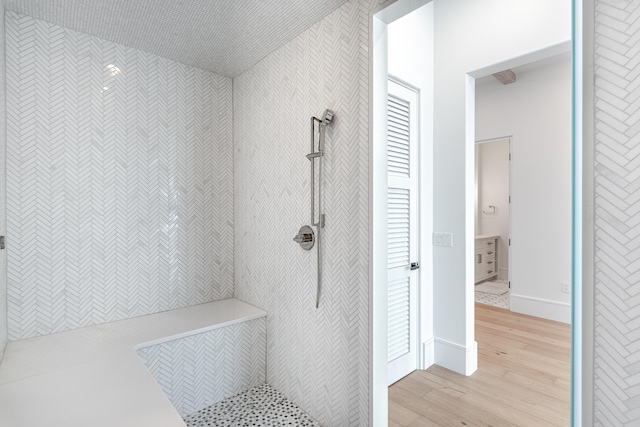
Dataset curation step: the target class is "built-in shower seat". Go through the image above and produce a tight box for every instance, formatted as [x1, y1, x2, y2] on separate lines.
[0, 298, 266, 427]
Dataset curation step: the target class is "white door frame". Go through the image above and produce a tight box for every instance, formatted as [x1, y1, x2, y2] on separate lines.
[475, 136, 512, 291]
[370, 0, 432, 424]
[369, 1, 585, 427]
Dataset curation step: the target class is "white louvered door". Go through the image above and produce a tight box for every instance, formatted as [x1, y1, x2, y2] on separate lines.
[387, 78, 419, 385]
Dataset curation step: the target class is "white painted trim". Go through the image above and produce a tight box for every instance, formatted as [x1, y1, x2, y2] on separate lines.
[464, 74, 478, 374]
[475, 136, 511, 287]
[434, 337, 477, 376]
[370, 2, 432, 426]
[369, 8, 389, 426]
[418, 1, 434, 383]
[510, 293, 571, 324]
[421, 337, 435, 369]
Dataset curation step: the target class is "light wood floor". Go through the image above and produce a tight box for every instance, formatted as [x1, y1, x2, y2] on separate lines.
[388, 303, 571, 426]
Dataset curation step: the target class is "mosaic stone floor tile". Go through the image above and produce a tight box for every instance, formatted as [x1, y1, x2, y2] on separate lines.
[475, 279, 509, 309]
[183, 383, 320, 427]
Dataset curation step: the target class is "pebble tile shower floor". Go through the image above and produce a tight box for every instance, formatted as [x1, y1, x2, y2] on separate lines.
[183, 383, 321, 427]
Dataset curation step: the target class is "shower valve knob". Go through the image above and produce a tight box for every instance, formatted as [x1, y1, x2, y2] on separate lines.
[293, 233, 312, 243]
[293, 225, 315, 250]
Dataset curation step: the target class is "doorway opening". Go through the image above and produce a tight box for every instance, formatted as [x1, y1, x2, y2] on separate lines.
[474, 51, 573, 323]
[474, 137, 511, 309]
[370, 1, 581, 426]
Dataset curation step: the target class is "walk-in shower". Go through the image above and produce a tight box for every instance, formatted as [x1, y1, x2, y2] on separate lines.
[293, 109, 335, 308]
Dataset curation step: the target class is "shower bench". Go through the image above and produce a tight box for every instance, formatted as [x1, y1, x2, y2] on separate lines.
[0, 298, 266, 427]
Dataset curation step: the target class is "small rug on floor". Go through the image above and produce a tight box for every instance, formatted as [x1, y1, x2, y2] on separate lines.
[183, 383, 320, 427]
[475, 280, 508, 295]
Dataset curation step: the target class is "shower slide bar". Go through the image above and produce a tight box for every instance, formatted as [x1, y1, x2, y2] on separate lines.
[293, 109, 334, 309]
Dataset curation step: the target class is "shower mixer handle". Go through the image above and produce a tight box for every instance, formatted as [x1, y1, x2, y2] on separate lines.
[293, 233, 312, 243]
[293, 225, 315, 250]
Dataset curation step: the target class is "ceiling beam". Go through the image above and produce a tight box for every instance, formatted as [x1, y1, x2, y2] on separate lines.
[492, 69, 517, 85]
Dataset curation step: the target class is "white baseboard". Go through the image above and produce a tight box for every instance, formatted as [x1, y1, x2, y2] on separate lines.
[434, 337, 477, 375]
[421, 337, 435, 369]
[510, 293, 571, 324]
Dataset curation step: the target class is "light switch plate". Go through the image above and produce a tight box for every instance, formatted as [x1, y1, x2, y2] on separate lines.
[433, 232, 453, 247]
[561, 282, 571, 294]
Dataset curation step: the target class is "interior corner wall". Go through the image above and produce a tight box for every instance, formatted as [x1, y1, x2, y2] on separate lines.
[232, 0, 376, 424]
[432, 0, 571, 373]
[592, 0, 640, 423]
[0, 0, 7, 360]
[476, 55, 572, 323]
[5, 12, 234, 340]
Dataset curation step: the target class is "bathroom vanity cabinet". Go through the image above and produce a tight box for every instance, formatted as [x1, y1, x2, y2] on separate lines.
[475, 235, 499, 284]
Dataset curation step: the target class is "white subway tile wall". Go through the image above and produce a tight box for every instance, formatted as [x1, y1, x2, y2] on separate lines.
[5, 12, 234, 340]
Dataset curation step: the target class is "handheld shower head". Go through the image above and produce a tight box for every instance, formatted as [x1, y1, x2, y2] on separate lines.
[317, 109, 334, 152]
[321, 109, 334, 125]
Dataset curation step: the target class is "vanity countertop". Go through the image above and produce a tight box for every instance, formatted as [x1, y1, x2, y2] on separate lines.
[475, 235, 499, 240]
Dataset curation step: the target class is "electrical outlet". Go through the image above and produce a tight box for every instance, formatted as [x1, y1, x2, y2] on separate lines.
[561, 282, 571, 294]
[433, 232, 453, 247]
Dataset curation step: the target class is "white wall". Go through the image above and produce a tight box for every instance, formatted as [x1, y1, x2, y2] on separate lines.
[476, 54, 572, 322]
[476, 139, 510, 280]
[432, 0, 571, 373]
[388, 3, 435, 367]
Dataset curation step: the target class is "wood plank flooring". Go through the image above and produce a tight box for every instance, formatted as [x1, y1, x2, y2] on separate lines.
[388, 303, 571, 427]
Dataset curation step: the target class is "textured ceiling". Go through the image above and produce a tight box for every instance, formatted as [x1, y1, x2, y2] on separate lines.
[5, 0, 349, 77]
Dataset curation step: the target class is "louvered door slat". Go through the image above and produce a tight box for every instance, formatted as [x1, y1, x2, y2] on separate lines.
[387, 188, 410, 269]
[388, 277, 411, 362]
[387, 95, 411, 177]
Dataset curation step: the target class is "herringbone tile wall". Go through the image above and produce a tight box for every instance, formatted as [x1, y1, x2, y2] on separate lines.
[136, 318, 266, 418]
[233, 1, 376, 425]
[594, 0, 640, 424]
[5, 12, 234, 340]
[0, 1, 7, 359]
